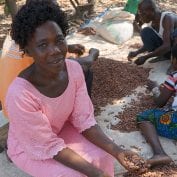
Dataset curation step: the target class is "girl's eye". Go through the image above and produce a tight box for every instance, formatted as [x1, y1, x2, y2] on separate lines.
[38, 43, 47, 49]
[56, 37, 65, 44]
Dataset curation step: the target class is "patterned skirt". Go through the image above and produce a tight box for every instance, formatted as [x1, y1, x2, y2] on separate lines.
[137, 109, 177, 140]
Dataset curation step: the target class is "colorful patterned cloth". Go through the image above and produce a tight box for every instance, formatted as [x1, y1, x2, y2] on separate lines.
[137, 109, 177, 140]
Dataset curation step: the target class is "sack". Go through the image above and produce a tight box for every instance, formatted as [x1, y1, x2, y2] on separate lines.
[86, 8, 134, 44]
[95, 20, 134, 45]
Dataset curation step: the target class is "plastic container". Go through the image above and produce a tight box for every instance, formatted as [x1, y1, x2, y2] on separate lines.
[124, 0, 140, 15]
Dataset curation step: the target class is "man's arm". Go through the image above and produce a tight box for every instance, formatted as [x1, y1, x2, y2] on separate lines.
[143, 15, 174, 59]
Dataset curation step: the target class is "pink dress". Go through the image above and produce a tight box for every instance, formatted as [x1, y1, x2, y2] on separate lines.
[5, 60, 114, 177]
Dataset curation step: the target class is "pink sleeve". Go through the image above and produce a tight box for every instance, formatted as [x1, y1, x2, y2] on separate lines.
[70, 62, 97, 133]
[6, 89, 66, 160]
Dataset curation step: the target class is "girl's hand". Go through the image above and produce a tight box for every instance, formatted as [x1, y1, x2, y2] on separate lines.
[116, 150, 149, 174]
[88, 170, 111, 177]
[147, 80, 158, 91]
[100, 173, 111, 177]
[96, 172, 111, 177]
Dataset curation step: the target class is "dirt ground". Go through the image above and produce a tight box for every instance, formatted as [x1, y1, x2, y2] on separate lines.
[1, 0, 177, 177]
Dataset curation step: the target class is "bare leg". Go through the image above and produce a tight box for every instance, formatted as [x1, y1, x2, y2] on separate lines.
[68, 48, 99, 97]
[139, 121, 172, 166]
[77, 49, 99, 97]
[69, 48, 99, 74]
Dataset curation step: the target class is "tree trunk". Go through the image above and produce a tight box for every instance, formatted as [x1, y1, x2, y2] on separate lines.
[87, 0, 95, 4]
[5, 0, 17, 18]
[87, 0, 95, 14]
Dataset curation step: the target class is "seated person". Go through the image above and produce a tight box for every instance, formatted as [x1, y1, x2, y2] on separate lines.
[0, 0, 98, 116]
[128, 0, 177, 66]
[0, 31, 98, 117]
[137, 44, 177, 167]
[5, 1, 148, 177]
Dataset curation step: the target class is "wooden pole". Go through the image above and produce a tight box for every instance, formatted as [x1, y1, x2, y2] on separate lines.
[5, 0, 17, 19]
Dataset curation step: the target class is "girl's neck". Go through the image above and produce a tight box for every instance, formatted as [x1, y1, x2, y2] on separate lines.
[31, 62, 66, 86]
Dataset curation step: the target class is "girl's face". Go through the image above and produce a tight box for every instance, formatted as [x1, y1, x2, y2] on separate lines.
[25, 21, 68, 74]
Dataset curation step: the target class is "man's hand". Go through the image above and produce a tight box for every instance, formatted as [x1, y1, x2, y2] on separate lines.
[68, 44, 85, 55]
[116, 150, 149, 174]
[134, 56, 147, 65]
[128, 51, 138, 61]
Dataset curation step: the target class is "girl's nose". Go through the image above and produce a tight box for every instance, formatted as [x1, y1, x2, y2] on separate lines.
[49, 45, 61, 55]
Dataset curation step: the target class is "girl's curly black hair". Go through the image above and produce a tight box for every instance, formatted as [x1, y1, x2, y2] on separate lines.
[11, 0, 69, 50]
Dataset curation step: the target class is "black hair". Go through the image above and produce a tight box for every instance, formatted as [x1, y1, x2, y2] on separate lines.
[172, 44, 177, 59]
[139, 0, 157, 11]
[11, 0, 69, 50]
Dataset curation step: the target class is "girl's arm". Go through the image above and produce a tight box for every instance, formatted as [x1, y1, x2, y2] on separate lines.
[82, 125, 148, 173]
[152, 84, 174, 107]
[147, 80, 174, 107]
[54, 147, 110, 177]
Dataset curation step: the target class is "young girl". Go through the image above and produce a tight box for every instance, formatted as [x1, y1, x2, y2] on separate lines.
[137, 44, 177, 167]
[6, 1, 147, 177]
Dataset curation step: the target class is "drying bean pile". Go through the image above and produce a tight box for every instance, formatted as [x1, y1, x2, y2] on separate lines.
[124, 163, 177, 177]
[91, 57, 150, 115]
[111, 94, 156, 132]
[123, 153, 148, 173]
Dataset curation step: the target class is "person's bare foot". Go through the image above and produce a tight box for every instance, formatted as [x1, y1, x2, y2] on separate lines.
[146, 80, 158, 91]
[147, 154, 172, 167]
[89, 48, 99, 61]
[78, 48, 99, 68]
